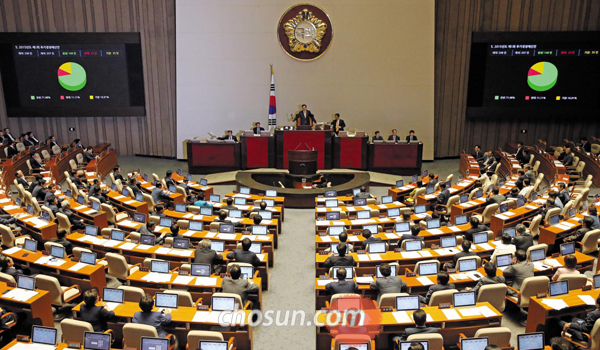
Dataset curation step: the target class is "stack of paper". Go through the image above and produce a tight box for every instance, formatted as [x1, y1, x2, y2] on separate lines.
[3, 205, 20, 210]
[450, 274, 469, 281]
[119, 242, 137, 250]
[543, 259, 562, 268]
[477, 243, 494, 250]
[541, 298, 569, 310]
[417, 276, 434, 286]
[137, 244, 153, 251]
[119, 220, 139, 228]
[579, 295, 596, 306]
[2, 247, 21, 255]
[102, 240, 121, 248]
[218, 233, 236, 240]
[347, 236, 359, 242]
[171, 250, 193, 257]
[428, 229, 444, 235]
[141, 272, 172, 283]
[442, 309, 461, 320]
[458, 308, 481, 317]
[4, 288, 38, 301]
[124, 200, 137, 205]
[105, 302, 120, 311]
[448, 226, 462, 232]
[385, 233, 399, 239]
[195, 277, 218, 286]
[419, 251, 433, 258]
[392, 311, 412, 323]
[173, 275, 194, 285]
[204, 232, 217, 238]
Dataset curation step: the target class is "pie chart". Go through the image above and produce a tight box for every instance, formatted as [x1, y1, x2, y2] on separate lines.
[527, 61, 558, 92]
[57, 62, 87, 91]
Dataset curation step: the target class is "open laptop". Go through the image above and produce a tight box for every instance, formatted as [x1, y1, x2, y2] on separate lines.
[249, 242, 262, 254]
[368, 242, 386, 254]
[363, 224, 378, 234]
[440, 236, 456, 248]
[517, 333, 545, 350]
[174, 203, 186, 213]
[328, 226, 344, 236]
[325, 190, 337, 197]
[352, 188, 361, 196]
[233, 198, 246, 206]
[332, 267, 354, 279]
[140, 234, 156, 246]
[211, 241, 225, 252]
[50, 245, 65, 259]
[23, 238, 37, 252]
[155, 292, 178, 311]
[136, 193, 144, 202]
[212, 295, 237, 311]
[265, 189, 277, 197]
[172, 237, 190, 250]
[200, 207, 213, 216]
[102, 287, 124, 305]
[414, 205, 426, 214]
[381, 195, 393, 204]
[325, 199, 338, 208]
[189, 221, 203, 231]
[17, 275, 35, 291]
[460, 338, 489, 350]
[159, 217, 172, 228]
[219, 223, 234, 233]
[560, 242, 575, 256]
[80, 251, 97, 265]
[133, 212, 146, 223]
[263, 199, 274, 207]
[549, 214, 560, 226]
[110, 229, 125, 242]
[529, 248, 546, 262]
[151, 260, 170, 273]
[549, 280, 569, 297]
[453, 291, 476, 307]
[426, 186, 435, 195]
[198, 341, 228, 350]
[418, 262, 438, 276]
[395, 222, 410, 234]
[31, 326, 58, 350]
[459, 194, 469, 203]
[251, 225, 268, 235]
[191, 264, 211, 277]
[200, 178, 207, 186]
[396, 296, 420, 311]
[84, 332, 111, 350]
[496, 253, 513, 269]
[594, 274, 600, 289]
[396, 179, 404, 187]
[258, 210, 272, 220]
[387, 208, 400, 218]
[240, 266, 254, 280]
[499, 203, 509, 213]
[354, 198, 367, 206]
[339, 345, 368, 350]
[141, 337, 170, 350]
[399, 341, 428, 350]
[91, 201, 101, 211]
[239, 187, 250, 195]
[426, 218, 441, 229]
[454, 214, 468, 226]
[209, 194, 221, 202]
[376, 264, 396, 277]
[502, 227, 516, 238]
[404, 240, 422, 252]
[85, 225, 99, 236]
[517, 198, 525, 208]
[326, 212, 341, 220]
[472, 232, 488, 244]
[458, 258, 478, 272]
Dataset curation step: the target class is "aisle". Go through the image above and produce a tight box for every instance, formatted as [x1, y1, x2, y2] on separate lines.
[253, 208, 317, 349]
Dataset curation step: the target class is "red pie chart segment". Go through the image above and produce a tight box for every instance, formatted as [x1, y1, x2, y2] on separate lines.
[528, 68, 542, 76]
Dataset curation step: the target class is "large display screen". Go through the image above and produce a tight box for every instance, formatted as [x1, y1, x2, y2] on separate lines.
[466, 31, 600, 119]
[0, 33, 145, 117]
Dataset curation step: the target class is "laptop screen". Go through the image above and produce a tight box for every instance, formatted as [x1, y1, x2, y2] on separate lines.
[354, 198, 367, 206]
[426, 219, 440, 229]
[426, 186, 434, 195]
[91, 201, 101, 211]
[399, 341, 429, 350]
[265, 189, 277, 197]
[460, 194, 469, 203]
[198, 341, 228, 350]
[141, 337, 169, 350]
[594, 274, 600, 289]
[503, 227, 516, 237]
[219, 223, 234, 233]
[325, 190, 337, 197]
[263, 199, 274, 207]
[496, 253, 513, 268]
[155, 293, 178, 309]
[460, 338, 489, 350]
[549, 214, 560, 226]
[473, 232, 488, 244]
[560, 242, 575, 256]
[228, 209, 242, 219]
[17, 275, 35, 290]
[363, 224, 378, 234]
[415, 205, 426, 214]
[549, 280, 569, 297]
[412, 175, 419, 183]
[151, 260, 170, 273]
[531, 192, 538, 201]
[475, 189, 483, 198]
[212, 296, 236, 311]
[240, 266, 254, 280]
[209, 194, 221, 202]
[41, 211, 50, 222]
[326, 212, 340, 220]
[405, 240, 422, 252]
[455, 214, 468, 226]
[111, 183, 117, 191]
[332, 267, 354, 279]
[458, 258, 477, 272]
[396, 296, 420, 311]
[200, 178, 207, 186]
[387, 208, 400, 217]
[191, 264, 211, 277]
[50, 245, 65, 259]
[325, 199, 338, 208]
[136, 193, 144, 202]
[440, 236, 456, 248]
[175, 203, 186, 213]
[80, 251, 97, 265]
[517, 333, 545, 350]
[159, 217, 172, 227]
[111, 229, 125, 242]
[84, 332, 111, 350]
[85, 225, 99, 236]
[122, 188, 129, 197]
[381, 195, 393, 204]
[102, 288, 124, 304]
[140, 234, 155, 246]
[189, 221, 203, 231]
[77, 196, 85, 205]
[499, 203, 508, 213]
[339, 345, 368, 350]
[133, 213, 146, 223]
[258, 210, 272, 220]
[173, 237, 190, 249]
[249, 242, 262, 254]
[32, 326, 57, 346]
[328, 226, 344, 236]
[252, 225, 268, 235]
[234, 198, 246, 206]
[200, 207, 213, 216]
[211, 241, 225, 252]
[376, 265, 396, 277]
[395, 222, 410, 233]
[368, 242, 386, 254]
[530, 248, 546, 262]
[65, 190, 72, 198]
[23, 238, 37, 252]
[239, 187, 250, 195]
[396, 179, 404, 187]
[418, 262, 438, 276]
[453, 291, 476, 307]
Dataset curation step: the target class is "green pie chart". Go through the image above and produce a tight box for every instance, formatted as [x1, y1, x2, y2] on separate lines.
[57, 62, 87, 91]
[527, 61, 558, 92]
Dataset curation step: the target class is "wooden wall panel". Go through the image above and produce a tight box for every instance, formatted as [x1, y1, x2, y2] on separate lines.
[435, 0, 600, 158]
[0, 0, 175, 157]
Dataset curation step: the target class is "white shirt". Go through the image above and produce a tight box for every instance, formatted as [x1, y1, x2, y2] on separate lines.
[491, 243, 516, 262]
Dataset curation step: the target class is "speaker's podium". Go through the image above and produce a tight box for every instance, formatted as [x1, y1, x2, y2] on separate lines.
[288, 149, 318, 175]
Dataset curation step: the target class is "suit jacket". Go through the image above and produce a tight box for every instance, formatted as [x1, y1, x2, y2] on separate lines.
[387, 135, 401, 142]
[405, 135, 418, 142]
[452, 251, 478, 266]
[463, 224, 488, 242]
[323, 255, 356, 269]
[83, 151, 95, 163]
[114, 173, 124, 182]
[503, 261, 534, 291]
[400, 234, 423, 243]
[473, 150, 484, 162]
[152, 188, 170, 204]
[354, 192, 371, 200]
[222, 277, 259, 303]
[525, 170, 536, 183]
[226, 249, 261, 267]
[420, 283, 456, 305]
[471, 275, 505, 294]
[515, 147, 523, 160]
[70, 175, 85, 188]
[563, 153, 574, 166]
[6, 146, 18, 157]
[361, 236, 383, 250]
[5, 133, 15, 142]
[50, 237, 73, 255]
[570, 309, 600, 333]
[252, 127, 265, 134]
[79, 304, 115, 332]
[437, 189, 451, 205]
[30, 156, 43, 169]
[326, 280, 358, 295]
[558, 189, 570, 205]
[369, 276, 406, 299]
[486, 194, 506, 205]
[16, 177, 29, 189]
[580, 141, 592, 152]
[165, 177, 176, 189]
[0, 267, 20, 279]
[132, 311, 172, 338]
[23, 139, 34, 147]
[218, 135, 238, 142]
[29, 135, 39, 144]
[294, 110, 316, 126]
[331, 119, 346, 133]
[31, 185, 46, 202]
[49, 140, 59, 148]
[567, 227, 591, 242]
[193, 247, 224, 271]
[400, 326, 439, 341]
[372, 135, 383, 142]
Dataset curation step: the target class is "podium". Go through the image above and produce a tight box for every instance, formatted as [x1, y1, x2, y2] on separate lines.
[288, 150, 318, 175]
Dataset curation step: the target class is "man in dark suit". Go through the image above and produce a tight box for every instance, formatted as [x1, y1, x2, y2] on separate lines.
[360, 229, 382, 250]
[5, 141, 18, 157]
[560, 295, 600, 341]
[405, 130, 418, 142]
[252, 122, 265, 135]
[524, 164, 536, 183]
[419, 271, 455, 305]
[503, 250, 534, 296]
[48, 135, 60, 148]
[436, 182, 450, 206]
[194, 239, 224, 274]
[515, 141, 524, 160]
[445, 240, 477, 270]
[468, 262, 506, 295]
[326, 267, 358, 295]
[89, 179, 107, 203]
[293, 104, 316, 126]
[0, 256, 23, 279]
[31, 180, 47, 202]
[69, 171, 85, 189]
[218, 130, 238, 142]
[331, 113, 346, 135]
[26, 132, 39, 145]
[473, 145, 485, 162]
[50, 229, 73, 255]
[557, 182, 570, 206]
[113, 166, 124, 182]
[395, 309, 438, 341]
[515, 169, 527, 190]
[371, 131, 383, 142]
[82, 146, 96, 164]
[58, 201, 85, 230]
[132, 294, 173, 339]
[14, 170, 29, 189]
[222, 264, 259, 304]
[579, 137, 591, 153]
[227, 237, 261, 267]
[151, 182, 171, 204]
[156, 224, 181, 245]
[369, 263, 406, 300]
[388, 129, 400, 143]
[79, 289, 115, 332]
[323, 243, 356, 269]
[486, 187, 506, 205]
[164, 170, 176, 189]
[400, 226, 423, 244]
[3, 129, 15, 143]
[353, 186, 371, 200]
[463, 217, 487, 242]
[129, 177, 143, 198]
[562, 147, 574, 166]
[23, 134, 34, 147]
[564, 216, 594, 243]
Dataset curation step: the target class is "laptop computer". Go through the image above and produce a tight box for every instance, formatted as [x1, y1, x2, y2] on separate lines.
[368, 242, 386, 254]
[198, 341, 228, 350]
[549, 214, 560, 226]
[354, 198, 367, 206]
[80, 251, 97, 265]
[174, 203, 186, 213]
[84, 332, 111, 350]
[188, 221, 203, 232]
[102, 287, 124, 304]
[159, 217, 172, 227]
[17, 275, 35, 290]
[140, 234, 156, 246]
[110, 229, 125, 242]
[415, 205, 426, 214]
[155, 292, 178, 310]
[239, 187, 250, 195]
[219, 223, 234, 233]
[23, 238, 37, 252]
[249, 242, 262, 254]
[363, 224, 378, 234]
[85, 225, 99, 236]
[460, 338, 489, 350]
[339, 345, 368, 350]
[396, 296, 420, 311]
[211, 241, 225, 252]
[549, 280, 569, 297]
[376, 264, 397, 277]
[499, 203, 508, 213]
[191, 264, 211, 277]
[263, 199, 274, 207]
[472, 232, 488, 244]
[265, 189, 277, 197]
[502, 227, 516, 238]
[453, 291, 476, 307]
[381, 195, 393, 204]
[530, 248, 546, 262]
[560, 242, 575, 256]
[396, 179, 404, 187]
[251, 225, 268, 235]
[228, 209, 243, 219]
[455, 214, 468, 226]
[31, 326, 58, 349]
[496, 253, 513, 269]
[209, 194, 221, 202]
[459, 194, 469, 203]
[258, 210, 272, 220]
[172, 237, 190, 249]
[517, 333, 545, 350]
[136, 193, 144, 202]
[141, 337, 169, 350]
[387, 208, 400, 218]
[418, 262, 438, 276]
[325, 190, 337, 197]
[50, 245, 65, 259]
[426, 219, 441, 229]
[151, 260, 170, 273]
[200, 178, 207, 186]
[326, 212, 341, 220]
[201, 207, 213, 216]
[212, 296, 237, 311]
[458, 258, 478, 272]
[328, 226, 344, 236]
[240, 266, 254, 280]
[404, 240, 422, 252]
[233, 198, 246, 206]
[332, 267, 354, 279]
[133, 212, 146, 223]
[395, 222, 410, 233]
[594, 274, 600, 289]
[325, 199, 338, 208]
[440, 236, 456, 248]
[399, 341, 428, 350]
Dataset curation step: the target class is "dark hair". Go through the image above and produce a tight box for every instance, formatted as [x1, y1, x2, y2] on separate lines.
[301, 104, 306, 107]
[409, 343, 425, 350]
[155, 182, 163, 188]
[218, 210, 227, 220]
[170, 224, 179, 236]
[338, 232, 348, 243]
[0, 256, 9, 269]
[83, 289, 98, 306]
[362, 229, 372, 239]
[511, 187, 519, 195]
[492, 187, 500, 195]
[437, 271, 449, 285]
[461, 240, 471, 252]
[57, 229, 67, 239]
[253, 215, 262, 225]
[549, 337, 571, 350]
[229, 264, 241, 279]
[156, 205, 164, 212]
[583, 216, 594, 228]
[411, 225, 420, 236]
[113, 166, 120, 172]
[166, 170, 172, 178]
[515, 249, 527, 262]
[402, 212, 411, 220]
[484, 346, 502, 350]
[564, 254, 577, 269]
[484, 262, 497, 277]
[523, 178, 531, 186]
[518, 169, 525, 175]
[241, 237, 251, 251]
[379, 263, 391, 277]
[337, 242, 347, 257]
[590, 206, 597, 215]
[259, 201, 267, 209]
[469, 216, 480, 227]
[502, 233, 512, 244]
[409, 130, 415, 133]
[416, 180, 423, 188]
[549, 191, 558, 199]
[335, 113, 340, 118]
[413, 309, 427, 326]
[374, 131, 380, 134]
[139, 294, 154, 312]
[439, 182, 447, 189]
[226, 198, 233, 206]
[336, 267, 347, 280]
[475, 144, 481, 148]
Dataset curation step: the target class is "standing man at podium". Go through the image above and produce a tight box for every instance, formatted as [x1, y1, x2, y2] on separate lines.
[294, 104, 316, 126]
[331, 113, 346, 135]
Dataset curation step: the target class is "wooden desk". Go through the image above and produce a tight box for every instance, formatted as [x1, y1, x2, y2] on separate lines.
[527, 288, 600, 333]
[416, 178, 478, 206]
[451, 198, 487, 221]
[315, 217, 396, 234]
[172, 172, 214, 197]
[368, 142, 423, 175]
[459, 154, 480, 178]
[538, 215, 584, 252]
[0, 281, 54, 327]
[315, 202, 406, 219]
[0, 195, 57, 241]
[73, 301, 253, 350]
[275, 129, 333, 170]
[187, 140, 241, 174]
[46, 148, 83, 184]
[137, 177, 184, 204]
[86, 149, 118, 180]
[530, 149, 566, 184]
[106, 190, 149, 216]
[333, 136, 368, 170]
[387, 175, 438, 202]
[575, 149, 600, 187]
[240, 135, 276, 169]
[225, 192, 285, 207]
[62, 197, 109, 229]
[495, 151, 522, 178]
[489, 203, 543, 236]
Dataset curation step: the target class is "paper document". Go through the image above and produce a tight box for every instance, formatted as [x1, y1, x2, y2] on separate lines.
[385, 233, 399, 239]
[428, 229, 444, 235]
[579, 295, 596, 306]
[218, 233, 236, 240]
[2, 247, 21, 255]
[419, 251, 433, 258]
[458, 308, 481, 317]
[442, 309, 461, 320]
[355, 277, 374, 284]
[417, 276, 434, 286]
[357, 254, 370, 262]
[320, 236, 332, 242]
[368, 254, 382, 261]
[392, 311, 412, 323]
[68, 262, 88, 271]
[195, 277, 218, 286]
[541, 298, 569, 310]
[401, 252, 421, 259]
[448, 226, 462, 232]
[173, 275, 194, 285]
[154, 247, 172, 255]
[477, 243, 494, 250]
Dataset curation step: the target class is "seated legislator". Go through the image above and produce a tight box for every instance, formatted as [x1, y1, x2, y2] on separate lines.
[400, 226, 423, 244]
[486, 187, 506, 205]
[193, 193, 213, 208]
[370, 263, 406, 300]
[151, 182, 171, 204]
[222, 197, 237, 210]
[251, 201, 267, 214]
[515, 141, 524, 160]
[133, 294, 173, 338]
[157, 224, 181, 246]
[428, 173, 438, 188]
[50, 229, 74, 255]
[82, 146, 97, 164]
[406, 130, 418, 142]
[360, 229, 383, 250]
[562, 147, 574, 166]
[59, 201, 86, 231]
[222, 264, 259, 305]
[326, 267, 358, 295]
[467, 262, 505, 295]
[491, 233, 516, 261]
[557, 182, 570, 207]
[252, 122, 265, 135]
[588, 206, 600, 230]
[353, 186, 371, 200]
[79, 289, 115, 332]
[549, 191, 564, 209]
[227, 237, 261, 267]
[445, 240, 477, 270]
[5, 141, 18, 157]
[128, 177, 143, 198]
[552, 254, 580, 281]
[519, 178, 534, 198]
[293, 104, 316, 126]
[473, 145, 485, 162]
[515, 169, 526, 189]
[217, 130, 238, 142]
[26, 131, 39, 145]
[372, 131, 384, 142]
[396, 211, 415, 226]
[503, 249, 534, 296]
[404, 180, 424, 206]
[419, 271, 455, 305]
[463, 217, 488, 242]
[564, 216, 595, 243]
[89, 179, 107, 204]
[507, 187, 525, 200]
[331, 113, 346, 135]
[388, 129, 401, 143]
[113, 166, 124, 182]
[0, 256, 23, 279]
[194, 239, 224, 274]
[323, 243, 356, 269]
[560, 295, 600, 341]
[436, 182, 451, 206]
[164, 170, 176, 189]
[512, 224, 534, 252]
[15, 170, 29, 189]
[579, 136, 591, 152]
[394, 309, 438, 341]
[30, 154, 44, 172]
[325, 232, 354, 253]
[524, 164, 536, 183]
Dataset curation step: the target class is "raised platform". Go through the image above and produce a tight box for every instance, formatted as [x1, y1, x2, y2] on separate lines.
[235, 171, 370, 208]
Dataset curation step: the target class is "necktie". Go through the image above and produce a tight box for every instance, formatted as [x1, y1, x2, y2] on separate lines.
[336, 121, 339, 132]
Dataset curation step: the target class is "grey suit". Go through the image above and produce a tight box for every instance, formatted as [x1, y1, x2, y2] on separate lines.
[132, 311, 172, 338]
[437, 189, 451, 205]
[323, 255, 356, 269]
[326, 280, 358, 295]
[419, 283, 456, 305]
[152, 187, 170, 204]
[397, 326, 439, 341]
[194, 247, 224, 273]
[471, 275, 506, 295]
[512, 233, 534, 252]
[503, 261, 534, 294]
[222, 277, 259, 304]
[486, 194, 506, 205]
[226, 249, 261, 267]
[369, 276, 406, 300]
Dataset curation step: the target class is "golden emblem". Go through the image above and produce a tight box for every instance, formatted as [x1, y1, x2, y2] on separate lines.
[283, 8, 327, 53]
